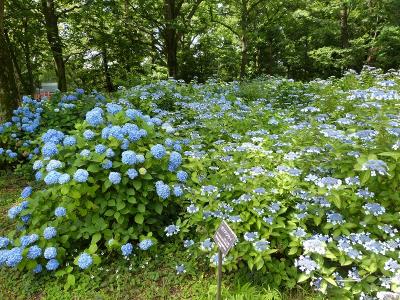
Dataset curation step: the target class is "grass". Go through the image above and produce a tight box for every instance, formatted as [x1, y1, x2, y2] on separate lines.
[0, 171, 317, 300]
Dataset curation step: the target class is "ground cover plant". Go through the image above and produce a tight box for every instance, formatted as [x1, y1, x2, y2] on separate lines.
[1, 67, 400, 299]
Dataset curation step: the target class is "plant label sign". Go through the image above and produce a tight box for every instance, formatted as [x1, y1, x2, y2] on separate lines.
[213, 220, 237, 256]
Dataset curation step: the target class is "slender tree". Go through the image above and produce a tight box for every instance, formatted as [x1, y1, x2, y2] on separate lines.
[0, 0, 19, 120]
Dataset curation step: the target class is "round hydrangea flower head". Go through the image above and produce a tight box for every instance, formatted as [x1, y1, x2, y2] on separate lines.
[95, 144, 107, 154]
[58, 173, 71, 184]
[35, 171, 43, 181]
[20, 234, 38, 247]
[138, 239, 153, 250]
[43, 227, 57, 240]
[33, 264, 43, 274]
[168, 151, 182, 172]
[0, 237, 10, 248]
[109, 172, 121, 185]
[85, 107, 104, 126]
[46, 160, 62, 172]
[41, 129, 64, 144]
[80, 149, 90, 157]
[44, 171, 61, 185]
[136, 154, 145, 163]
[173, 185, 183, 197]
[106, 103, 123, 115]
[54, 207, 66, 217]
[6, 247, 23, 267]
[151, 144, 166, 159]
[121, 150, 137, 165]
[155, 181, 170, 199]
[44, 247, 57, 259]
[46, 259, 59, 271]
[126, 169, 138, 179]
[102, 159, 113, 169]
[74, 169, 89, 183]
[63, 136, 76, 146]
[42, 142, 58, 158]
[121, 243, 133, 256]
[77, 253, 93, 269]
[21, 186, 32, 199]
[176, 171, 188, 182]
[83, 130, 95, 140]
[32, 160, 43, 170]
[105, 148, 115, 158]
[27, 245, 42, 260]
[8, 205, 22, 219]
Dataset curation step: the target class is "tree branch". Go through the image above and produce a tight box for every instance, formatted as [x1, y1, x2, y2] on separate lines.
[209, 6, 240, 36]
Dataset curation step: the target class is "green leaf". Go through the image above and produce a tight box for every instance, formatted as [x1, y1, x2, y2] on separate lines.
[91, 233, 101, 244]
[138, 204, 146, 213]
[67, 274, 75, 286]
[298, 273, 309, 283]
[135, 214, 144, 224]
[88, 243, 98, 254]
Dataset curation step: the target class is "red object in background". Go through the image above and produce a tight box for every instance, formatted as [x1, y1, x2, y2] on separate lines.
[34, 91, 52, 100]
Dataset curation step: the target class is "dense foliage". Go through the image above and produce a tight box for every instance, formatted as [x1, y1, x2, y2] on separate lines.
[2, 0, 400, 94]
[1, 67, 400, 299]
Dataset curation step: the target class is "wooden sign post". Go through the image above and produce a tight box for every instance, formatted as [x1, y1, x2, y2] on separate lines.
[213, 221, 237, 300]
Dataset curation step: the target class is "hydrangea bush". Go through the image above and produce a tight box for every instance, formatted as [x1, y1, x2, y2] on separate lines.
[0, 101, 189, 277]
[0, 89, 102, 168]
[2, 67, 400, 299]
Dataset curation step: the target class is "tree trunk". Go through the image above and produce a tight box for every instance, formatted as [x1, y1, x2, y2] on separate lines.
[22, 19, 35, 97]
[239, 0, 249, 80]
[240, 34, 248, 79]
[340, 2, 349, 48]
[41, 0, 67, 92]
[102, 48, 114, 92]
[164, 0, 178, 78]
[0, 0, 19, 121]
[4, 30, 23, 91]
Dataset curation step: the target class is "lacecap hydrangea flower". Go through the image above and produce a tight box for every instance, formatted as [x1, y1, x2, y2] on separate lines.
[138, 239, 153, 250]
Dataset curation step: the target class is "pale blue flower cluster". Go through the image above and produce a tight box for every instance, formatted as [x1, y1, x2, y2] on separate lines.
[156, 181, 170, 199]
[77, 253, 93, 269]
[121, 243, 133, 256]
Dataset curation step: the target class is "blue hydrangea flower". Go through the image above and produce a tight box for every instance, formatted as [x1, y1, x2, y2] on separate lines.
[46, 160, 62, 172]
[176, 264, 186, 274]
[20, 234, 38, 247]
[106, 103, 122, 115]
[95, 144, 107, 154]
[44, 171, 61, 185]
[176, 171, 188, 182]
[77, 253, 93, 269]
[173, 185, 183, 197]
[33, 264, 43, 273]
[74, 169, 89, 183]
[151, 144, 166, 159]
[58, 173, 71, 184]
[136, 154, 145, 163]
[33, 160, 43, 170]
[42, 142, 58, 158]
[21, 186, 32, 199]
[55, 207, 66, 217]
[35, 171, 43, 181]
[46, 259, 59, 271]
[21, 214, 31, 224]
[102, 159, 113, 169]
[121, 243, 133, 256]
[80, 149, 90, 157]
[27, 245, 42, 259]
[63, 136, 76, 146]
[41, 129, 64, 144]
[138, 239, 153, 250]
[8, 205, 23, 219]
[86, 108, 104, 126]
[168, 152, 182, 171]
[155, 181, 170, 199]
[43, 227, 57, 240]
[44, 247, 57, 259]
[83, 130, 95, 140]
[6, 247, 23, 267]
[164, 225, 180, 237]
[0, 237, 10, 248]
[126, 169, 138, 179]
[109, 172, 121, 185]
[122, 150, 137, 165]
[105, 148, 115, 158]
